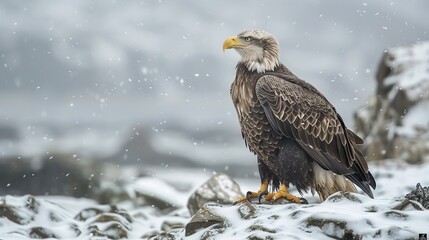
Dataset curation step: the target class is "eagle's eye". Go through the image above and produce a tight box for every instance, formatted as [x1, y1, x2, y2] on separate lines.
[244, 37, 251, 42]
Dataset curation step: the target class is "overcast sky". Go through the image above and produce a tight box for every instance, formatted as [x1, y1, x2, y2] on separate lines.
[0, 0, 428, 129]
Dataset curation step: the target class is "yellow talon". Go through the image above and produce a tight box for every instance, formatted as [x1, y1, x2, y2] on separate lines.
[234, 182, 308, 205]
[264, 184, 306, 204]
[234, 179, 270, 204]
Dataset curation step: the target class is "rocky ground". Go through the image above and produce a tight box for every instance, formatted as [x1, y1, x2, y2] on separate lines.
[0, 160, 428, 240]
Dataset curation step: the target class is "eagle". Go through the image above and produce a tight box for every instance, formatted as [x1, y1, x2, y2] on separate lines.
[223, 29, 376, 204]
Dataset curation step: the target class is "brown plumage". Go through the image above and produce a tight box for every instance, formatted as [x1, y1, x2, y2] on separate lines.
[224, 30, 375, 202]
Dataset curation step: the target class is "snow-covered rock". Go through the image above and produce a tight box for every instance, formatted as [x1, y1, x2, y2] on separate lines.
[185, 192, 428, 240]
[0, 178, 191, 239]
[0, 195, 91, 239]
[355, 41, 429, 163]
[187, 173, 243, 216]
[405, 183, 429, 209]
[1, 161, 429, 239]
[97, 176, 188, 213]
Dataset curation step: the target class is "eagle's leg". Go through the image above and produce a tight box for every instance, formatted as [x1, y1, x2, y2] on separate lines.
[233, 179, 270, 205]
[263, 184, 308, 204]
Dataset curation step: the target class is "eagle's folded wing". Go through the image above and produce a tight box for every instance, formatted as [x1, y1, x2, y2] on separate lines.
[255, 75, 376, 195]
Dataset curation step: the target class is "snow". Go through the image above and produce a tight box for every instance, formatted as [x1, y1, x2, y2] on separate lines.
[128, 177, 187, 208]
[383, 41, 429, 137]
[188, 192, 428, 240]
[1, 160, 428, 239]
[211, 201, 422, 239]
[398, 101, 429, 136]
[385, 42, 429, 102]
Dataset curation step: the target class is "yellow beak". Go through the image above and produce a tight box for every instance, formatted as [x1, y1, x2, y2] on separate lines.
[223, 35, 244, 52]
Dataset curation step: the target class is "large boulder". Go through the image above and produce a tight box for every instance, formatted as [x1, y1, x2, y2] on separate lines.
[354, 41, 429, 163]
[187, 173, 243, 216]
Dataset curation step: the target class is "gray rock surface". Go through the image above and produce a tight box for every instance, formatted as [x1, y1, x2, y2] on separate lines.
[187, 173, 243, 216]
[97, 176, 183, 213]
[185, 203, 227, 236]
[354, 41, 429, 163]
[405, 183, 429, 209]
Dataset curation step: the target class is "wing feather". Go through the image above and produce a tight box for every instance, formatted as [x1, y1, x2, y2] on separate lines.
[255, 74, 375, 193]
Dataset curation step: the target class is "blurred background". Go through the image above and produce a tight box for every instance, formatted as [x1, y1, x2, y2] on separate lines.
[0, 0, 428, 197]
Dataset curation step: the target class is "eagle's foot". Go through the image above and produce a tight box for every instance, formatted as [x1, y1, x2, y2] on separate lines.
[263, 184, 308, 204]
[233, 180, 269, 205]
[258, 189, 269, 204]
[233, 191, 263, 205]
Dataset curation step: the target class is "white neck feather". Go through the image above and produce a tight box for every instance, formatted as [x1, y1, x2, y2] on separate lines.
[236, 40, 280, 73]
[242, 58, 279, 73]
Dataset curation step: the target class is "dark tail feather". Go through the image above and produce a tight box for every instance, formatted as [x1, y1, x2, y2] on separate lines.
[345, 174, 374, 198]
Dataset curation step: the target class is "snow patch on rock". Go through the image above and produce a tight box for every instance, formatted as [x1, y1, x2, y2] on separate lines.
[355, 41, 429, 163]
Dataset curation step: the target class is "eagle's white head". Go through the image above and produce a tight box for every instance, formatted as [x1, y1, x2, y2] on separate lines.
[223, 29, 280, 73]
